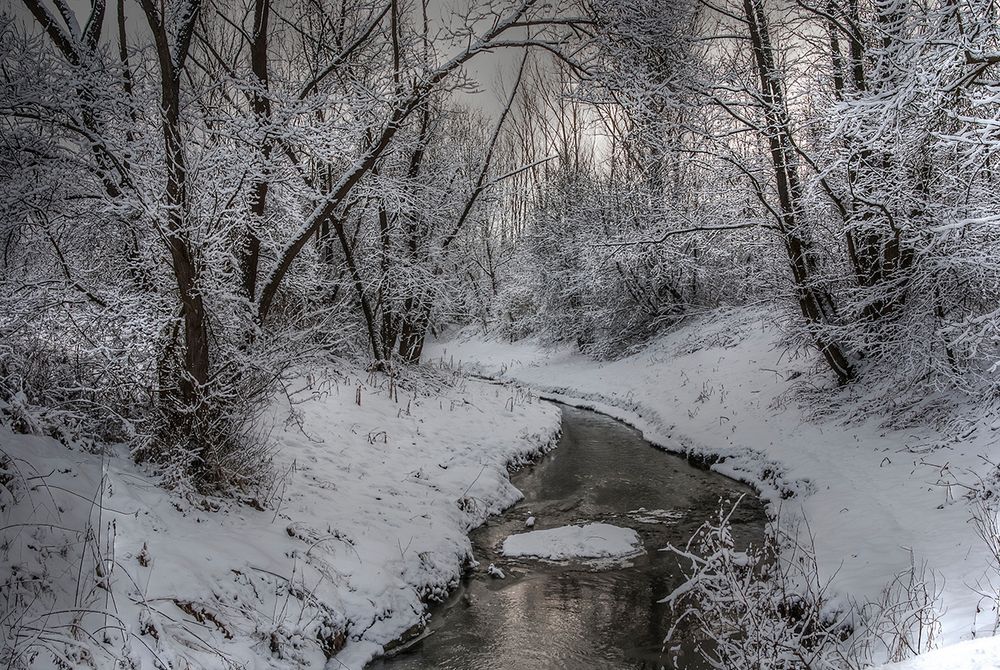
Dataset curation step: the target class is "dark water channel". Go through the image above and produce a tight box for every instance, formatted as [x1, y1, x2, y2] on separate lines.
[369, 404, 767, 670]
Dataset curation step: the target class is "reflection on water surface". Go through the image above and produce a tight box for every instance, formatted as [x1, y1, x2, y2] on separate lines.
[369, 405, 766, 670]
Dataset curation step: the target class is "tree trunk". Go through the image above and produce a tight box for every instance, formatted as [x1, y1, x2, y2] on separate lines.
[744, 0, 855, 384]
[398, 300, 430, 364]
[331, 215, 384, 363]
[241, 0, 271, 303]
[138, 0, 211, 419]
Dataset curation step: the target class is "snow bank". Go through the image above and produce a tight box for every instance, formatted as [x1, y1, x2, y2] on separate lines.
[427, 308, 1000, 664]
[0, 368, 560, 669]
[500, 523, 642, 561]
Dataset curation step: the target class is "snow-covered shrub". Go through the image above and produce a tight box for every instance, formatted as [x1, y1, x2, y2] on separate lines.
[0, 334, 143, 451]
[143, 363, 276, 493]
[499, 163, 778, 358]
[848, 554, 943, 666]
[491, 273, 542, 342]
[665, 500, 945, 669]
[968, 483, 1000, 636]
[663, 501, 851, 670]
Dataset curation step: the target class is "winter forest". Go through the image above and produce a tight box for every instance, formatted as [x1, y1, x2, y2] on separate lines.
[5, 0, 1000, 667]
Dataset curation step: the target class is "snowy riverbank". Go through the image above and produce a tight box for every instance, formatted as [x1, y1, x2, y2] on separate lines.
[0, 369, 560, 669]
[427, 307, 1000, 668]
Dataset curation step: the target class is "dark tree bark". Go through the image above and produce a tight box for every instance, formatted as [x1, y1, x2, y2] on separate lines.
[332, 214, 384, 362]
[137, 0, 210, 403]
[743, 0, 855, 383]
[241, 0, 272, 303]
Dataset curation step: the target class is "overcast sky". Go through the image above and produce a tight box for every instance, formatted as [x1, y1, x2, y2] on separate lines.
[426, 0, 537, 119]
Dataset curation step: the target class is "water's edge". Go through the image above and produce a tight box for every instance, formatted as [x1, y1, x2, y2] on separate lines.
[366, 402, 767, 670]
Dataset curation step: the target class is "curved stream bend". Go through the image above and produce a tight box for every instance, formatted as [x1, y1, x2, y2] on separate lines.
[369, 404, 767, 670]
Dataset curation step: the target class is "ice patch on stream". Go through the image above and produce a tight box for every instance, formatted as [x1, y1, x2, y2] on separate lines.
[500, 522, 643, 561]
[627, 507, 684, 524]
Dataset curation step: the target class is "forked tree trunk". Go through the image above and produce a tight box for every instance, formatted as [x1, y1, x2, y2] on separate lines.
[138, 0, 211, 408]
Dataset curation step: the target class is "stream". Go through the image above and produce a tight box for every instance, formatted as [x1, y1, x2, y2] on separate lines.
[369, 404, 767, 670]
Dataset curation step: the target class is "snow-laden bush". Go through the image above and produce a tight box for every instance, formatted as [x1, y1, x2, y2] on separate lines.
[664, 501, 943, 669]
[495, 165, 781, 358]
[663, 501, 851, 669]
[849, 555, 943, 666]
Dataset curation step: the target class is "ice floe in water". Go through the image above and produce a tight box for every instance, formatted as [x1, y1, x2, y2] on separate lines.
[500, 522, 643, 561]
[626, 507, 684, 524]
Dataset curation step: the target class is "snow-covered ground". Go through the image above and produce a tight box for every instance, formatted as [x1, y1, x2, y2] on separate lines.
[426, 308, 1000, 668]
[500, 522, 643, 561]
[0, 369, 560, 669]
[7, 306, 1000, 669]
[877, 637, 1000, 669]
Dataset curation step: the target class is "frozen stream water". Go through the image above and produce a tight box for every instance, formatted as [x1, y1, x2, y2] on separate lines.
[369, 404, 767, 669]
